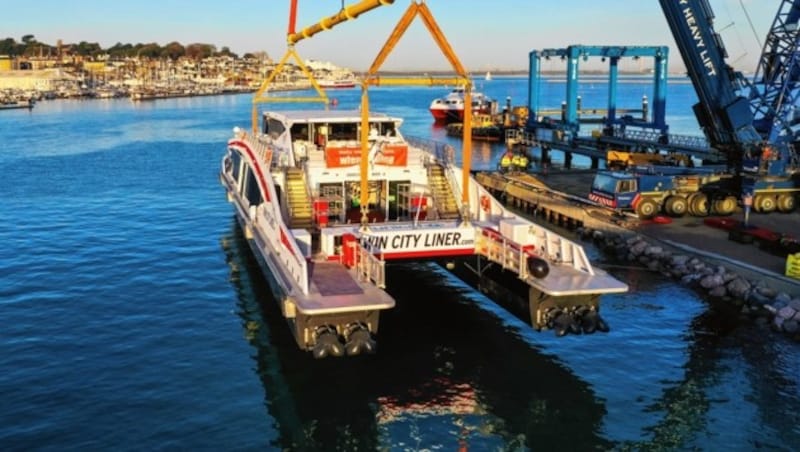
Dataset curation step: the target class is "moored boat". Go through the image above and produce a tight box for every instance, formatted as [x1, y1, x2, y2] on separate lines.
[0, 99, 34, 110]
[220, 107, 628, 358]
[429, 87, 494, 123]
[318, 78, 357, 89]
[445, 113, 504, 142]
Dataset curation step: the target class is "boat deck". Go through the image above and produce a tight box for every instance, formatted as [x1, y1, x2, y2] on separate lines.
[296, 261, 394, 315]
[528, 264, 628, 296]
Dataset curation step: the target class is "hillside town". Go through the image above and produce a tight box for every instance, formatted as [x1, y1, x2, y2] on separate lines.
[0, 36, 355, 105]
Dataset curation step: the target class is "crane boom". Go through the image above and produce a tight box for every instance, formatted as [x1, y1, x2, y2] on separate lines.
[658, 0, 762, 170]
[287, 0, 394, 45]
[658, 0, 800, 210]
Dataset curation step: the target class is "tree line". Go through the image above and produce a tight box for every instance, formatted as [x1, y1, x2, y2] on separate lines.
[0, 35, 264, 60]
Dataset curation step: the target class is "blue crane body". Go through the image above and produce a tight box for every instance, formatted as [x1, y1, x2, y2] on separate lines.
[590, 0, 800, 218]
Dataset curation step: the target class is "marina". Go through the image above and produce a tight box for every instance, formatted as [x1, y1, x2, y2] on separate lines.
[3, 65, 800, 452]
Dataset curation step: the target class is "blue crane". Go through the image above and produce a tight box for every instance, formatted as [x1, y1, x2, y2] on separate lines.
[659, 0, 800, 213]
[749, 0, 800, 145]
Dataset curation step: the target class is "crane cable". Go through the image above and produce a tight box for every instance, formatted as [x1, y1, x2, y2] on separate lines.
[739, 0, 763, 51]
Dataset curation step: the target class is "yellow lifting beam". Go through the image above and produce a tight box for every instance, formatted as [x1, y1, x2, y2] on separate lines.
[249, 47, 329, 134]
[359, 0, 473, 225]
[288, 0, 395, 45]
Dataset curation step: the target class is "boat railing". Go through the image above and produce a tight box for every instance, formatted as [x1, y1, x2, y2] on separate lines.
[407, 135, 455, 166]
[408, 135, 463, 215]
[236, 129, 275, 167]
[350, 240, 386, 289]
[475, 230, 535, 279]
[505, 128, 538, 147]
[529, 226, 594, 274]
[250, 198, 310, 296]
[234, 131, 310, 295]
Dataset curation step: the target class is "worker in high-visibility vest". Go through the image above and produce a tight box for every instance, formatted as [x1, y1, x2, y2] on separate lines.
[511, 153, 522, 172]
[518, 153, 529, 171]
[499, 152, 512, 173]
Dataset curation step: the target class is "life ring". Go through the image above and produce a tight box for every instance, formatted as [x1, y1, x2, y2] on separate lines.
[480, 195, 491, 213]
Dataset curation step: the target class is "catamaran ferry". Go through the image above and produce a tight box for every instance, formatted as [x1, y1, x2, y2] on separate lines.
[220, 109, 627, 358]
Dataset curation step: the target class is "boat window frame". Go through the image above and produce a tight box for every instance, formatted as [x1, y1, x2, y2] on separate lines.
[242, 165, 263, 207]
[229, 150, 242, 183]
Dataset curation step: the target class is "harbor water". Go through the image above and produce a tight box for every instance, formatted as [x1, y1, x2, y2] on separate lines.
[2, 78, 799, 450]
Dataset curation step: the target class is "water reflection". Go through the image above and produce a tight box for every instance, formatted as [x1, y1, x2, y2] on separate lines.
[221, 220, 611, 450]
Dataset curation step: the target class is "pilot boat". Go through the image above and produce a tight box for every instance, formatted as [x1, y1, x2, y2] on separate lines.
[429, 87, 494, 123]
[220, 108, 627, 358]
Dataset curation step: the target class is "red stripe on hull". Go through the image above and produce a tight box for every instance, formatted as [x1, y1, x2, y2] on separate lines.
[229, 140, 272, 202]
[379, 248, 476, 260]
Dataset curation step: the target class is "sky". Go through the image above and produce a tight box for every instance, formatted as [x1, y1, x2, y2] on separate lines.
[2, 0, 775, 73]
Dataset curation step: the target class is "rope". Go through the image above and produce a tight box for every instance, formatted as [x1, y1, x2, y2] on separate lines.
[739, 0, 763, 51]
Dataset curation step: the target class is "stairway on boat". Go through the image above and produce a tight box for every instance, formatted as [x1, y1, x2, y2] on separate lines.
[286, 168, 313, 229]
[427, 164, 460, 220]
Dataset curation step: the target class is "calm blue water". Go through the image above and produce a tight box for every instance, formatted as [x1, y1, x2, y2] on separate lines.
[2, 78, 799, 451]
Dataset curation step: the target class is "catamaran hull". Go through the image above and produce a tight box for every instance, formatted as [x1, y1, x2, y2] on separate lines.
[222, 171, 387, 357]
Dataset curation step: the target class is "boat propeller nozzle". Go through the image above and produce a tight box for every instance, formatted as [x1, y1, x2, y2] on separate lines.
[545, 306, 609, 337]
[545, 307, 576, 337]
[343, 323, 376, 356]
[312, 325, 345, 359]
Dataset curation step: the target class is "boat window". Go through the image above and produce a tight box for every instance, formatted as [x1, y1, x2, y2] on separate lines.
[265, 118, 285, 139]
[380, 122, 396, 137]
[329, 122, 358, 141]
[230, 151, 242, 182]
[291, 124, 310, 141]
[244, 168, 263, 206]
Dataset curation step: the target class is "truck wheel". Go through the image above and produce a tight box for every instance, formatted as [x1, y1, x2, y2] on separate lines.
[777, 193, 796, 213]
[688, 193, 709, 217]
[712, 196, 737, 216]
[636, 198, 659, 219]
[755, 195, 776, 213]
[664, 195, 687, 217]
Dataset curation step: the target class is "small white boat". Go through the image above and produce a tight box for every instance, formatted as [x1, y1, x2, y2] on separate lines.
[220, 108, 627, 358]
[485, 71, 492, 81]
[318, 78, 357, 89]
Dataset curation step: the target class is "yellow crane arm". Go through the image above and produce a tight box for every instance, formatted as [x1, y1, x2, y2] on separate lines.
[288, 0, 395, 45]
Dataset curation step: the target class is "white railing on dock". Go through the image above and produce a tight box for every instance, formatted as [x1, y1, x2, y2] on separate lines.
[505, 129, 538, 147]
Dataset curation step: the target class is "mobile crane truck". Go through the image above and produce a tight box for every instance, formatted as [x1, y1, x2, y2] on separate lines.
[591, 0, 800, 219]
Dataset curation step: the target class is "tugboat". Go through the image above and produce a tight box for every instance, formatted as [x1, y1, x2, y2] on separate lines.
[429, 87, 494, 123]
[445, 113, 504, 142]
[220, 108, 628, 357]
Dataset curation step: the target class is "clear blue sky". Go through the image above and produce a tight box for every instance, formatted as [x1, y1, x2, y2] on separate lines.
[3, 0, 774, 73]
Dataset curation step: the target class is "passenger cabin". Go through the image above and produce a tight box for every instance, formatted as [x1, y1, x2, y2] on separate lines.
[263, 110, 446, 226]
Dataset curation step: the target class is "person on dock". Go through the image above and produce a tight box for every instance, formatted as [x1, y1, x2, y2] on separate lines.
[511, 152, 522, 172]
[518, 152, 529, 172]
[499, 151, 513, 173]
